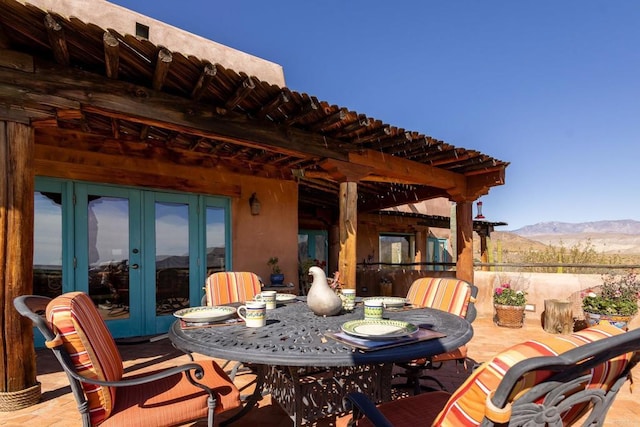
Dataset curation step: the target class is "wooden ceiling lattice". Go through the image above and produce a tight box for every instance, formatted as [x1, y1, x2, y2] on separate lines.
[0, 0, 508, 213]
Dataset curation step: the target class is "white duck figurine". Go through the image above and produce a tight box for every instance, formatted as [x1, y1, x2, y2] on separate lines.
[306, 266, 343, 316]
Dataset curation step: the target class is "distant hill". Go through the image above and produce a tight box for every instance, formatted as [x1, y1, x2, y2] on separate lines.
[507, 220, 640, 255]
[512, 220, 640, 235]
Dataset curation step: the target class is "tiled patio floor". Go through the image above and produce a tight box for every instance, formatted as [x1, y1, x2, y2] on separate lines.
[1, 315, 638, 426]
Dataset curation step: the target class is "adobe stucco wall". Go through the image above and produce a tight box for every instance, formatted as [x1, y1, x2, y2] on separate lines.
[473, 271, 603, 320]
[22, 0, 285, 86]
[231, 176, 298, 289]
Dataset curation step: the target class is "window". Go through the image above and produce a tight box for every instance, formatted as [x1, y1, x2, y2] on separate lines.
[379, 234, 415, 267]
[135, 22, 149, 39]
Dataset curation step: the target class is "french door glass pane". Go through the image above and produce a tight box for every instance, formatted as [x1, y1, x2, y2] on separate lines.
[206, 206, 226, 274]
[34, 192, 63, 298]
[88, 196, 130, 319]
[155, 202, 190, 315]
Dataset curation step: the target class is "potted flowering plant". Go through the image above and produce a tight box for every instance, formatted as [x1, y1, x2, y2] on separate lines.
[582, 270, 640, 329]
[267, 256, 285, 286]
[493, 283, 527, 328]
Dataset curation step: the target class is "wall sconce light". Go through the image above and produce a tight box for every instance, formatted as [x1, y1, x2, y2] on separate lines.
[475, 201, 485, 219]
[249, 192, 261, 216]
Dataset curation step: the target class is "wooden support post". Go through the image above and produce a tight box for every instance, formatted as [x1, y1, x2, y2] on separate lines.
[455, 201, 474, 284]
[0, 121, 39, 409]
[479, 233, 488, 271]
[338, 182, 357, 290]
[543, 299, 573, 334]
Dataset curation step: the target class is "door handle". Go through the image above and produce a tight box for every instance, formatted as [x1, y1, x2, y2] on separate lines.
[130, 263, 139, 269]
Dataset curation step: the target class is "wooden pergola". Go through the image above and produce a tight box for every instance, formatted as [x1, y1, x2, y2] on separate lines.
[0, 0, 508, 405]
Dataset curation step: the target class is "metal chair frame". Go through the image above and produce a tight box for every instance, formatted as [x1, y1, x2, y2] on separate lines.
[14, 295, 222, 427]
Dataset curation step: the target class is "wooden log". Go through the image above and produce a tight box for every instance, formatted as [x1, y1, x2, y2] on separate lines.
[103, 31, 120, 80]
[544, 299, 573, 334]
[1, 121, 38, 407]
[455, 201, 474, 284]
[338, 182, 357, 290]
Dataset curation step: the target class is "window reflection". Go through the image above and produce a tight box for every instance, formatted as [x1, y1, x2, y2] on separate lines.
[206, 206, 226, 274]
[33, 192, 63, 298]
[156, 202, 190, 314]
[88, 196, 130, 319]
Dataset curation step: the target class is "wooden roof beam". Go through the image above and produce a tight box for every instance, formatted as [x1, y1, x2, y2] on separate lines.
[44, 14, 69, 66]
[224, 76, 255, 111]
[254, 90, 290, 120]
[334, 114, 370, 136]
[354, 125, 392, 144]
[190, 62, 216, 101]
[0, 65, 342, 159]
[283, 97, 320, 126]
[308, 107, 347, 132]
[103, 31, 119, 79]
[0, 23, 11, 48]
[358, 186, 449, 212]
[374, 131, 412, 150]
[152, 48, 172, 91]
[348, 149, 466, 194]
[318, 158, 374, 182]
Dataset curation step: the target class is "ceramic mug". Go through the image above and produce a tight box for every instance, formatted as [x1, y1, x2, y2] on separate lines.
[255, 290, 277, 310]
[341, 289, 356, 311]
[364, 300, 383, 320]
[237, 301, 267, 327]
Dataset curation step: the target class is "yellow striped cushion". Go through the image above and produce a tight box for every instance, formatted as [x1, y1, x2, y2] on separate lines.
[46, 292, 123, 426]
[434, 322, 632, 426]
[406, 278, 472, 317]
[205, 272, 262, 305]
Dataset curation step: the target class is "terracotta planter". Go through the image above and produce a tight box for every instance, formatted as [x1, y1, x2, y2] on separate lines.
[494, 304, 525, 328]
[584, 312, 634, 331]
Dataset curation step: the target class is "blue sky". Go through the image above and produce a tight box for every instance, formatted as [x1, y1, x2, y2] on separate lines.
[112, 1, 640, 230]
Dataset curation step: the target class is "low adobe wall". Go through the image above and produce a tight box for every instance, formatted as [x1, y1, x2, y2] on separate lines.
[356, 269, 602, 320]
[356, 269, 640, 330]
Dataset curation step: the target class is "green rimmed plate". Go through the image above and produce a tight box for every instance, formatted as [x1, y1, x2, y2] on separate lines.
[341, 319, 418, 340]
[276, 293, 297, 303]
[173, 306, 237, 323]
[362, 296, 408, 308]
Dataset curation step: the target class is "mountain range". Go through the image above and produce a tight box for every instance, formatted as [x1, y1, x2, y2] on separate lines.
[512, 220, 640, 236]
[503, 220, 640, 255]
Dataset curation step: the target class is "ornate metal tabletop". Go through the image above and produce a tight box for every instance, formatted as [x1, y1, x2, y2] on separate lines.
[169, 300, 473, 366]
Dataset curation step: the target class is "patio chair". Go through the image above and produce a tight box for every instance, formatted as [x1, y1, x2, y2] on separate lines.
[203, 271, 263, 380]
[395, 277, 477, 393]
[203, 271, 263, 306]
[344, 321, 639, 427]
[14, 292, 241, 427]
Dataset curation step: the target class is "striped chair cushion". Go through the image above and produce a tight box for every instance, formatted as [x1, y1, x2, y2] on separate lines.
[46, 292, 123, 426]
[406, 278, 473, 318]
[205, 272, 262, 305]
[434, 321, 632, 426]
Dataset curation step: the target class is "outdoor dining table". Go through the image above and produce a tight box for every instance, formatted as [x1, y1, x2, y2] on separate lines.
[168, 298, 473, 426]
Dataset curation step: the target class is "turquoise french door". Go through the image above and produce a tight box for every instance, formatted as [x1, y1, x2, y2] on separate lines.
[34, 178, 229, 339]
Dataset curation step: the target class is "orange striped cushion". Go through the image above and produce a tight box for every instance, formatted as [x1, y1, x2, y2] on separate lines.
[205, 272, 262, 305]
[46, 292, 123, 426]
[406, 278, 472, 317]
[434, 322, 632, 426]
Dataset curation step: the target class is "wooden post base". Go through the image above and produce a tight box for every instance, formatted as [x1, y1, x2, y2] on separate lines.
[543, 299, 573, 334]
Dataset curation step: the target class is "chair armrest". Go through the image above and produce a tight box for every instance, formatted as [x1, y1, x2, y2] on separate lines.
[13, 295, 56, 340]
[343, 392, 393, 427]
[62, 362, 208, 388]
